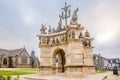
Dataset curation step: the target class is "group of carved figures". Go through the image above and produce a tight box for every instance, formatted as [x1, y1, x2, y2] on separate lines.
[40, 8, 79, 34]
[39, 30, 91, 47]
[39, 35, 66, 45]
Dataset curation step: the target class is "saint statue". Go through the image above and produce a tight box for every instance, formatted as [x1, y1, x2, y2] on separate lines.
[53, 27, 56, 33]
[84, 30, 90, 37]
[70, 8, 79, 25]
[57, 15, 62, 32]
[40, 24, 47, 34]
[48, 25, 52, 34]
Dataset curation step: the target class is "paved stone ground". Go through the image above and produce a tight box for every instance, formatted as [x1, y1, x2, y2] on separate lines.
[16, 71, 120, 80]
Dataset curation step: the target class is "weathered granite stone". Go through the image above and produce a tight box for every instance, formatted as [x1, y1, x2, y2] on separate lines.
[37, 2, 95, 78]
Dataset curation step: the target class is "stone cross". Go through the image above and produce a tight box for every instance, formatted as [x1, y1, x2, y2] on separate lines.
[61, 2, 71, 27]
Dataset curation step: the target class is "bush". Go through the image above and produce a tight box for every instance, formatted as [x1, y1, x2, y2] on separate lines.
[0, 75, 11, 80]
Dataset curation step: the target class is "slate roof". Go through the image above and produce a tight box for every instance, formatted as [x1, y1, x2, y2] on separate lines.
[108, 58, 120, 63]
[0, 48, 28, 57]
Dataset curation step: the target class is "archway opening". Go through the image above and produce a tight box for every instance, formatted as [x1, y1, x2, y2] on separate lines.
[53, 49, 66, 73]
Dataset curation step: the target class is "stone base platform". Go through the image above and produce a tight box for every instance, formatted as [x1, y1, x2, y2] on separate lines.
[18, 72, 112, 80]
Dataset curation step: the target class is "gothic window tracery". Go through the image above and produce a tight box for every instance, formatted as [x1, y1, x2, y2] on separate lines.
[21, 56, 27, 64]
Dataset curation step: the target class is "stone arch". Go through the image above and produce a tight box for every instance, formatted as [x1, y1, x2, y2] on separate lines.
[3, 58, 7, 65]
[52, 48, 66, 73]
[1, 54, 8, 65]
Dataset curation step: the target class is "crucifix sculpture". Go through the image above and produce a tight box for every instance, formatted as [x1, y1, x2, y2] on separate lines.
[61, 2, 71, 27]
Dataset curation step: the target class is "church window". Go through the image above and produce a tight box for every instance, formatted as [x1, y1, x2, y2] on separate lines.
[21, 56, 27, 64]
[72, 31, 75, 38]
[3, 58, 7, 65]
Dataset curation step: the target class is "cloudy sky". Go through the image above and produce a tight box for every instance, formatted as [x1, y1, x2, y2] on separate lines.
[0, 0, 120, 59]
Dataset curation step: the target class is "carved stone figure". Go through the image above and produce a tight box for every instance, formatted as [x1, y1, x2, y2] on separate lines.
[79, 32, 83, 38]
[56, 38, 59, 43]
[40, 24, 47, 34]
[72, 31, 75, 38]
[52, 38, 55, 44]
[63, 25, 66, 30]
[53, 27, 56, 33]
[57, 15, 62, 32]
[70, 8, 79, 25]
[85, 30, 90, 37]
[48, 25, 52, 34]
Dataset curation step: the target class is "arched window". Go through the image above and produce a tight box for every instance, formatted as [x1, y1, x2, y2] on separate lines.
[72, 31, 75, 38]
[3, 58, 7, 65]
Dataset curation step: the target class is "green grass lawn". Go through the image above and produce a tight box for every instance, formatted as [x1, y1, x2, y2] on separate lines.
[0, 68, 39, 76]
[96, 70, 109, 74]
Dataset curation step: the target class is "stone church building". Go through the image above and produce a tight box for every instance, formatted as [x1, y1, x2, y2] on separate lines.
[37, 2, 95, 78]
[0, 47, 39, 68]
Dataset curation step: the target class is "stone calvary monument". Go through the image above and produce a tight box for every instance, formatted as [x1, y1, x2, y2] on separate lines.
[37, 2, 95, 78]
